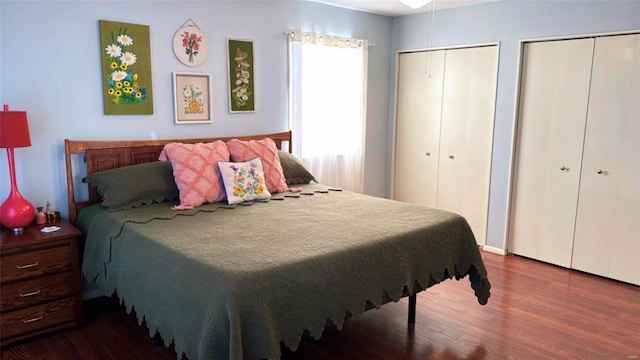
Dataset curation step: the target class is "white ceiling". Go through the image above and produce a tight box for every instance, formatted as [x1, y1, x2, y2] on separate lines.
[310, 0, 500, 17]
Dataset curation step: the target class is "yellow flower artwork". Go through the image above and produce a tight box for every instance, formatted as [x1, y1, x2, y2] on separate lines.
[99, 20, 153, 115]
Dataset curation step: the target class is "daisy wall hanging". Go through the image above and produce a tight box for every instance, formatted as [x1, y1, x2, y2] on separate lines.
[99, 20, 154, 115]
[172, 19, 210, 67]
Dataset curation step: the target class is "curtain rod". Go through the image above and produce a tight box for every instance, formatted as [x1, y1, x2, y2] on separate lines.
[282, 31, 375, 47]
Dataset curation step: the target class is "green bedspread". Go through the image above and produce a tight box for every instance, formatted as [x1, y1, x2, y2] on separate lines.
[81, 184, 490, 360]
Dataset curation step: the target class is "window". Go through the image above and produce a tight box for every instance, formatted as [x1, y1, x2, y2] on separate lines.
[288, 31, 368, 193]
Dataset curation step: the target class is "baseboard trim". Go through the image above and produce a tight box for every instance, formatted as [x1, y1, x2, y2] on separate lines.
[482, 245, 507, 256]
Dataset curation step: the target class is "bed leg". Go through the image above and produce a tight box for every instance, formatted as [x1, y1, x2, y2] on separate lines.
[408, 294, 417, 325]
[152, 331, 164, 347]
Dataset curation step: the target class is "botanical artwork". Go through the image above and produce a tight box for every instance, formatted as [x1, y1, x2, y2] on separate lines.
[227, 38, 255, 113]
[182, 83, 205, 115]
[99, 20, 153, 115]
[182, 31, 202, 63]
[173, 72, 212, 124]
[172, 24, 209, 67]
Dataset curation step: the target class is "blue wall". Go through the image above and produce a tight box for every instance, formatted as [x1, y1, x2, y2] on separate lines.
[391, 1, 640, 250]
[0, 1, 392, 219]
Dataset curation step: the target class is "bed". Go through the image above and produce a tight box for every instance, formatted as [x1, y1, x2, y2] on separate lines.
[64, 131, 490, 360]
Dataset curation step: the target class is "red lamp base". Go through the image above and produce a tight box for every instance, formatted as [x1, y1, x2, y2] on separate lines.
[0, 186, 35, 233]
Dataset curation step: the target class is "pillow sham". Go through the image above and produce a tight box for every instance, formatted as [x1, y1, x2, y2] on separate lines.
[84, 161, 179, 210]
[277, 150, 317, 185]
[159, 141, 230, 208]
[217, 157, 271, 204]
[227, 138, 288, 193]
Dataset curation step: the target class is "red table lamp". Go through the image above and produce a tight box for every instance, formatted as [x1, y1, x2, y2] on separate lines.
[0, 104, 35, 233]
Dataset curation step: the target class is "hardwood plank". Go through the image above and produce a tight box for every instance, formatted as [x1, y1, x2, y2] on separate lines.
[1, 252, 638, 359]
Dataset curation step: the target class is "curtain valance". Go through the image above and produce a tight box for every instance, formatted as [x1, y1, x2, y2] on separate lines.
[285, 30, 372, 48]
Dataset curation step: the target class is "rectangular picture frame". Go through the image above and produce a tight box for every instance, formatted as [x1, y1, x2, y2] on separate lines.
[227, 38, 255, 113]
[172, 72, 212, 124]
[99, 20, 154, 115]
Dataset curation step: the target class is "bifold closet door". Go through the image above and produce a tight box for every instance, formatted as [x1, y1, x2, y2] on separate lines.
[571, 34, 640, 285]
[437, 45, 498, 246]
[393, 51, 445, 207]
[509, 38, 594, 267]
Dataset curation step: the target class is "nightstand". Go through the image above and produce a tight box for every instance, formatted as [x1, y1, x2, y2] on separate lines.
[0, 220, 83, 346]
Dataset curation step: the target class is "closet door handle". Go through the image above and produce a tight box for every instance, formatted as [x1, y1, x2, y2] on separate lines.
[560, 166, 567, 171]
[596, 169, 604, 174]
[425, 152, 431, 156]
[448, 155, 455, 159]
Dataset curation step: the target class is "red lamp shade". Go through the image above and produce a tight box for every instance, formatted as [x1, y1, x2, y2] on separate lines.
[0, 111, 32, 148]
[0, 106, 35, 232]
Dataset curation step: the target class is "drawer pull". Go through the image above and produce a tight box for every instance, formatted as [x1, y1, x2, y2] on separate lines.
[16, 262, 39, 270]
[19, 290, 41, 298]
[22, 315, 44, 324]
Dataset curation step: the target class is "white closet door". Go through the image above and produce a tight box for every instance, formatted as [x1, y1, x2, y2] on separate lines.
[509, 39, 594, 266]
[393, 51, 445, 207]
[572, 34, 640, 285]
[438, 48, 469, 214]
[439, 45, 498, 245]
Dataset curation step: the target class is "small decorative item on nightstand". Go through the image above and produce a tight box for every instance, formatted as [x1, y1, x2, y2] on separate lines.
[0, 219, 83, 346]
[45, 201, 57, 223]
[35, 207, 47, 225]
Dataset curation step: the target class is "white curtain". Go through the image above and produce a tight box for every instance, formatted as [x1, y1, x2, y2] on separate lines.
[287, 30, 368, 193]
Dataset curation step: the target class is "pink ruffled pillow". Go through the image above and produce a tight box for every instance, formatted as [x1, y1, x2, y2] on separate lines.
[227, 138, 289, 193]
[159, 141, 230, 209]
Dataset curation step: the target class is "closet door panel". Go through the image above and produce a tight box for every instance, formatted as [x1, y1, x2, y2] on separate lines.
[439, 46, 498, 246]
[572, 34, 640, 284]
[610, 34, 640, 285]
[393, 51, 445, 207]
[509, 39, 594, 266]
[438, 48, 470, 215]
[460, 46, 498, 246]
[612, 65, 640, 285]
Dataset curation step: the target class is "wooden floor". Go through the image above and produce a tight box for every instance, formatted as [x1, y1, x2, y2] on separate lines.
[2, 252, 638, 360]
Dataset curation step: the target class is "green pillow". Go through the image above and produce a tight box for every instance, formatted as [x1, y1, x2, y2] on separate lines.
[277, 151, 317, 185]
[84, 161, 179, 210]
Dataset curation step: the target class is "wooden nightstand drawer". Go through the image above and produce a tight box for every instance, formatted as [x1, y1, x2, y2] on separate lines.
[1, 272, 74, 312]
[1, 220, 83, 346]
[0, 297, 76, 340]
[0, 245, 72, 284]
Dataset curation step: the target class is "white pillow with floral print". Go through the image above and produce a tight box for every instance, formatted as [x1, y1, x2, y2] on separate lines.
[218, 157, 271, 205]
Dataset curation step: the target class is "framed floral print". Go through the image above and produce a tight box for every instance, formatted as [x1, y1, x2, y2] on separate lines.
[227, 38, 255, 113]
[172, 72, 212, 124]
[99, 20, 153, 115]
[172, 21, 209, 67]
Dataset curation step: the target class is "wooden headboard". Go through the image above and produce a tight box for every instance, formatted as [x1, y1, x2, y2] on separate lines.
[64, 131, 292, 224]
